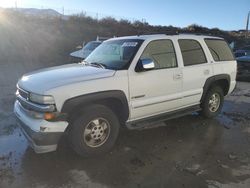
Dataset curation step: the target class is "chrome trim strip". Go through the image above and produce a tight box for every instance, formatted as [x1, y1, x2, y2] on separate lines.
[128, 103, 200, 123]
[17, 87, 29, 100]
[18, 87, 29, 95]
[131, 95, 145, 99]
[183, 92, 202, 98]
[17, 95, 55, 112]
[132, 92, 201, 109]
[133, 97, 182, 109]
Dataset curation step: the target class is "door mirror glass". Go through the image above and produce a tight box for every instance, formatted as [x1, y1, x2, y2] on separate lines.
[142, 58, 155, 69]
[136, 58, 155, 72]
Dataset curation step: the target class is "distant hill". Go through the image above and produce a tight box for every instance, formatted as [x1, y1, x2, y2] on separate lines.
[0, 7, 249, 93]
[0, 7, 249, 68]
[5, 7, 62, 17]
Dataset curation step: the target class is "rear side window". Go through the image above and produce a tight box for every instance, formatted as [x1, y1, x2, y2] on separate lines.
[140, 39, 177, 69]
[178, 39, 207, 66]
[205, 39, 235, 61]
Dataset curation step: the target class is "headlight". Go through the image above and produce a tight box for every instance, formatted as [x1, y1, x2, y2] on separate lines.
[29, 93, 55, 104]
[29, 111, 44, 119]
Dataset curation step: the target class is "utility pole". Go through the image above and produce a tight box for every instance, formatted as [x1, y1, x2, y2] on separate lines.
[15, 1, 17, 10]
[96, 13, 99, 21]
[246, 11, 250, 38]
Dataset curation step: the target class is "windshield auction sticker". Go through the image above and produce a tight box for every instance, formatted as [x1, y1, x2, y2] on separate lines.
[122, 42, 138, 47]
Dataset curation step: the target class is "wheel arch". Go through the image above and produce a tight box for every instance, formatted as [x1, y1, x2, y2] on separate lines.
[61, 90, 129, 125]
[201, 74, 230, 103]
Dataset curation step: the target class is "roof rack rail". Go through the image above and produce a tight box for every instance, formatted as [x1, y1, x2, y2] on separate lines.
[178, 32, 217, 36]
[136, 30, 179, 36]
[165, 30, 179, 35]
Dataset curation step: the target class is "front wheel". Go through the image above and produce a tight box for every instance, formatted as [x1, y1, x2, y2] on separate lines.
[69, 104, 120, 157]
[201, 86, 224, 118]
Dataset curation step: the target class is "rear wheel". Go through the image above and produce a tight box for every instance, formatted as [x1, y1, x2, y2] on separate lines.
[201, 86, 224, 118]
[69, 104, 120, 157]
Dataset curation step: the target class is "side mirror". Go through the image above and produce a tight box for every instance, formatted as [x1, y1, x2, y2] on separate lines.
[135, 58, 155, 72]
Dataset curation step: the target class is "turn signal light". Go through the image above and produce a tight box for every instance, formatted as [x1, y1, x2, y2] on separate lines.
[44, 112, 56, 120]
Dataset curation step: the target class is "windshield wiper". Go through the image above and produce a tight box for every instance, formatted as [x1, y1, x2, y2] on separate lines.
[90, 62, 107, 69]
[80, 60, 90, 66]
[80, 60, 106, 69]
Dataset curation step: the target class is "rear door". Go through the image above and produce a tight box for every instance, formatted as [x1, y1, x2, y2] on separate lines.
[178, 39, 213, 106]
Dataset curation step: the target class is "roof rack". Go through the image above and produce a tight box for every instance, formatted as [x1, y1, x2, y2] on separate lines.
[178, 32, 218, 36]
[136, 31, 222, 38]
[165, 31, 180, 35]
[136, 30, 179, 36]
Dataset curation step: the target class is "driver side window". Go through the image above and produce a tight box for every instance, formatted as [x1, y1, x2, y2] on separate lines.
[140, 40, 177, 69]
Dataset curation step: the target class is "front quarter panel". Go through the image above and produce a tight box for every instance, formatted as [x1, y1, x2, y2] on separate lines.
[46, 70, 129, 112]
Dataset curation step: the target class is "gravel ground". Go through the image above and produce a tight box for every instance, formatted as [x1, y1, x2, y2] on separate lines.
[0, 82, 250, 188]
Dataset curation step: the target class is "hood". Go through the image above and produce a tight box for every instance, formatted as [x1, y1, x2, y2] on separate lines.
[18, 63, 116, 94]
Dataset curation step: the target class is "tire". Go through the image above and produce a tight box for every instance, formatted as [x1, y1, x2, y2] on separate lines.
[201, 86, 224, 118]
[69, 104, 120, 157]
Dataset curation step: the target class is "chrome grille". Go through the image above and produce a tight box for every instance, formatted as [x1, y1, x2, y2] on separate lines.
[16, 87, 55, 112]
[18, 88, 29, 100]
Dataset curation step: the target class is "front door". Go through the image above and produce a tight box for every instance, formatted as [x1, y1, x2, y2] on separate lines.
[128, 39, 183, 121]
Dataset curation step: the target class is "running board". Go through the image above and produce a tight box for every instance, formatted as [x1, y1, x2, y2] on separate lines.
[126, 105, 201, 130]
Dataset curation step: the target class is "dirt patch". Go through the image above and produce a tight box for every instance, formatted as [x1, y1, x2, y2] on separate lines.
[0, 113, 17, 136]
[223, 111, 250, 122]
[130, 157, 145, 167]
[0, 152, 15, 184]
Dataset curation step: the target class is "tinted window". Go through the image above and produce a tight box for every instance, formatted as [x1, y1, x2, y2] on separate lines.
[205, 39, 235, 61]
[179, 39, 207, 66]
[140, 40, 177, 69]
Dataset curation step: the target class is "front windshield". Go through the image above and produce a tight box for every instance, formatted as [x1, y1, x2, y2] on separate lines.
[85, 39, 143, 70]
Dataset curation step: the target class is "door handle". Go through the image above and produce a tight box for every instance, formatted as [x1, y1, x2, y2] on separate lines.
[174, 73, 183, 79]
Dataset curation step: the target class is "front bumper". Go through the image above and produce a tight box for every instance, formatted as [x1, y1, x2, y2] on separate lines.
[14, 101, 68, 153]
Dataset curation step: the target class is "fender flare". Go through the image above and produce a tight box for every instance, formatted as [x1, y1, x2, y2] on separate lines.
[61, 90, 129, 121]
[201, 74, 230, 102]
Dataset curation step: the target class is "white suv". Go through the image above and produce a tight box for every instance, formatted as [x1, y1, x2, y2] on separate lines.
[14, 34, 237, 156]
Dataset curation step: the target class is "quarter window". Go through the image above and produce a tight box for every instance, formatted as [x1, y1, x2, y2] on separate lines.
[179, 39, 207, 66]
[205, 39, 235, 61]
[140, 40, 177, 69]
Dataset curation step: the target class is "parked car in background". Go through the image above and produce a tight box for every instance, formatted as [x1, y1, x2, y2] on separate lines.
[70, 36, 111, 62]
[236, 55, 250, 81]
[234, 45, 250, 58]
[70, 41, 102, 61]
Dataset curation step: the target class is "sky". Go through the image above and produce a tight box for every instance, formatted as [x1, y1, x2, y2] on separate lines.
[0, 0, 249, 30]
